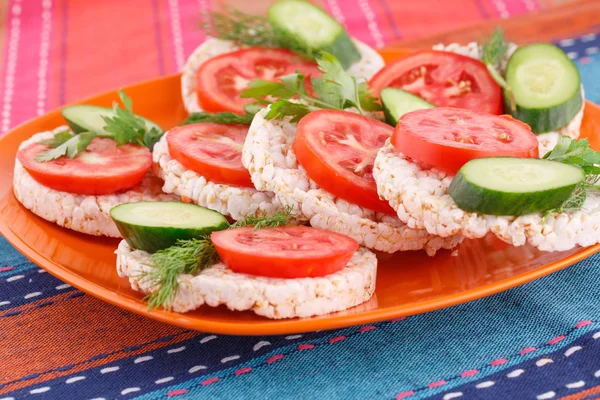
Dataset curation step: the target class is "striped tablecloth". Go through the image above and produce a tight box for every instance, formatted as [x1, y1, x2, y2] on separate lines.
[3, 1, 600, 399]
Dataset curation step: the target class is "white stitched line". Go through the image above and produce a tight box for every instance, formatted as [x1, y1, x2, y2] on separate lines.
[37, 0, 52, 115]
[65, 376, 86, 384]
[168, 0, 185, 71]
[167, 346, 186, 354]
[121, 388, 140, 395]
[24, 292, 42, 299]
[253, 341, 270, 351]
[566, 381, 585, 389]
[155, 377, 174, 384]
[134, 356, 153, 363]
[7, 275, 24, 282]
[2, 0, 22, 133]
[200, 335, 217, 344]
[537, 391, 556, 399]
[189, 365, 207, 374]
[507, 369, 524, 378]
[221, 355, 240, 363]
[100, 366, 120, 374]
[565, 346, 582, 357]
[356, 0, 385, 48]
[29, 387, 51, 394]
[55, 283, 71, 290]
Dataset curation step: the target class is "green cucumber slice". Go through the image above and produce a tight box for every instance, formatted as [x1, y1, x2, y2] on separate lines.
[380, 88, 435, 126]
[267, 0, 361, 69]
[505, 43, 582, 133]
[448, 157, 584, 216]
[62, 105, 163, 138]
[110, 202, 229, 253]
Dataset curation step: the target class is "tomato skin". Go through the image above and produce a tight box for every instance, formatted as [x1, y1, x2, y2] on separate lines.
[370, 50, 503, 115]
[18, 138, 151, 195]
[166, 123, 253, 188]
[211, 226, 359, 279]
[392, 107, 539, 174]
[196, 47, 321, 114]
[294, 110, 396, 215]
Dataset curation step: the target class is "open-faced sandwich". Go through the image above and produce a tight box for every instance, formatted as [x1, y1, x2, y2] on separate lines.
[181, 0, 384, 114]
[13, 91, 177, 237]
[374, 106, 600, 252]
[153, 110, 283, 221]
[369, 29, 585, 155]
[240, 53, 463, 255]
[113, 202, 376, 319]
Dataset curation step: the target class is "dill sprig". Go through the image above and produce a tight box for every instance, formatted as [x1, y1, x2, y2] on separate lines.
[198, 4, 315, 60]
[144, 206, 295, 310]
[481, 27, 516, 111]
[199, 5, 279, 48]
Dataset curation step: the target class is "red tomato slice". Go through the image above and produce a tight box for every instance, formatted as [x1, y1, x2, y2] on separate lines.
[392, 107, 539, 173]
[293, 110, 396, 215]
[167, 122, 253, 187]
[17, 138, 151, 195]
[370, 51, 503, 115]
[211, 226, 359, 278]
[196, 47, 321, 114]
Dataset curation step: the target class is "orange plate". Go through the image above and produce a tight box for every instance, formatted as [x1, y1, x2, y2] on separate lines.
[1, 49, 600, 336]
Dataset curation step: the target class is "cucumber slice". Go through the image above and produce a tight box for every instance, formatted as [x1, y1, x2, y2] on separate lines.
[62, 105, 163, 138]
[267, 0, 361, 69]
[448, 157, 584, 216]
[505, 43, 582, 133]
[110, 202, 229, 253]
[380, 88, 435, 126]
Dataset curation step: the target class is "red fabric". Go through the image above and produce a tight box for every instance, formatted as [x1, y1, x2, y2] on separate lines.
[0, 0, 551, 134]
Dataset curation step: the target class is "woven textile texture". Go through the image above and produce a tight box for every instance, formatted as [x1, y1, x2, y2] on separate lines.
[1, 1, 600, 399]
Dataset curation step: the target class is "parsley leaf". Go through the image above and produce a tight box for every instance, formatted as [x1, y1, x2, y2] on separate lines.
[542, 136, 600, 215]
[240, 51, 381, 122]
[101, 90, 164, 150]
[35, 131, 97, 162]
[182, 112, 255, 126]
[39, 130, 74, 147]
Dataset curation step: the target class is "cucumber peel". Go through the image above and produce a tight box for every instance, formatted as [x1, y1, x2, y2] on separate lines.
[380, 88, 434, 126]
[268, 0, 361, 69]
[504, 43, 582, 133]
[62, 105, 163, 138]
[110, 202, 229, 253]
[448, 157, 584, 216]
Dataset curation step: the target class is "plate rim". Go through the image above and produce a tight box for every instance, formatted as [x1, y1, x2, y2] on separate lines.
[2, 64, 600, 336]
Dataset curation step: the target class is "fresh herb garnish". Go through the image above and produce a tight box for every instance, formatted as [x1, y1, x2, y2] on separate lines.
[144, 206, 294, 309]
[241, 52, 381, 122]
[102, 90, 163, 149]
[481, 27, 516, 111]
[543, 136, 600, 216]
[198, 5, 313, 60]
[182, 112, 255, 126]
[35, 131, 97, 162]
[35, 90, 163, 162]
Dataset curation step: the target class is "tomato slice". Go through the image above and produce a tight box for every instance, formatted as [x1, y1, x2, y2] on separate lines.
[167, 122, 253, 187]
[17, 138, 151, 195]
[196, 47, 321, 114]
[211, 226, 359, 278]
[370, 51, 503, 115]
[392, 107, 539, 173]
[293, 110, 396, 215]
